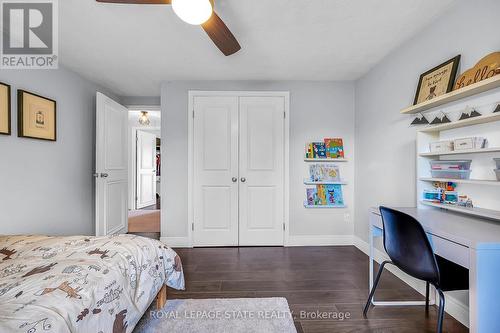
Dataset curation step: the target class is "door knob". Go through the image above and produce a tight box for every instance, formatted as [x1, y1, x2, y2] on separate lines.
[240, 177, 246, 183]
[232, 177, 238, 183]
[100, 173, 109, 178]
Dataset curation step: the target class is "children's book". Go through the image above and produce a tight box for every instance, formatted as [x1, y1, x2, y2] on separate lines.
[326, 184, 344, 206]
[312, 142, 327, 158]
[305, 143, 314, 158]
[309, 164, 340, 182]
[316, 185, 327, 205]
[306, 188, 315, 206]
[324, 138, 344, 158]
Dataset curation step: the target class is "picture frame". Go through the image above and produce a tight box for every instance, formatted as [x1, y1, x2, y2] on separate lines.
[0, 82, 11, 135]
[18, 90, 57, 141]
[413, 55, 461, 105]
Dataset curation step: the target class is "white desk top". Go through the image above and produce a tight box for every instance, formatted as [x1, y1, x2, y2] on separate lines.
[370, 207, 500, 250]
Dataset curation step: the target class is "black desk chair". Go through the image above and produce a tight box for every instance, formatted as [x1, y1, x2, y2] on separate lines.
[363, 206, 469, 333]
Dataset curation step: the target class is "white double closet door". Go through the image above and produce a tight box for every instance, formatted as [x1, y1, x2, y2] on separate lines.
[193, 95, 285, 246]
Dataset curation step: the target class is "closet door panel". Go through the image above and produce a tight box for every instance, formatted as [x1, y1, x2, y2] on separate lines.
[239, 96, 285, 246]
[193, 96, 239, 246]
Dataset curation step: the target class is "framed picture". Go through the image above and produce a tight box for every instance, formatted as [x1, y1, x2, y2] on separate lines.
[18, 90, 57, 141]
[413, 55, 461, 105]
[0, 82, 11, 135]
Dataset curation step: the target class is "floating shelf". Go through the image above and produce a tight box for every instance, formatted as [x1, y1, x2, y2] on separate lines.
[304, 158, 348, 162]
[419, 147, 500, 157]
[401, 75, 500, 115]
[304, 203, 347, 209]
[420, 177, 500, 186]
[418, 112, 500, 133]
[420, 201, 500, 221]
[304, 179, 347, 185]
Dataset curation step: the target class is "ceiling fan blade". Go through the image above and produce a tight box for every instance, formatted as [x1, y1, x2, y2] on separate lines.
[96, 0, 171, 4]
[201, 12, 241, 56]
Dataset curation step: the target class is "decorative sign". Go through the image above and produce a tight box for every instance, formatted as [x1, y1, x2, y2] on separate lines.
[454, 52, 500, 90]
[414, 56, 461, 105]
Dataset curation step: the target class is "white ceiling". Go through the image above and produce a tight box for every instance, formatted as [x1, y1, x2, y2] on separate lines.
[60, 0, 457, 96]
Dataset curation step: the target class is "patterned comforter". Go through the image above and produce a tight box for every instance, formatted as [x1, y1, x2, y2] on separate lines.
[0, 234, 185, 333]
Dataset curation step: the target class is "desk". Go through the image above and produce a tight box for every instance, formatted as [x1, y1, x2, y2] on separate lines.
[369, 207, 500, 333]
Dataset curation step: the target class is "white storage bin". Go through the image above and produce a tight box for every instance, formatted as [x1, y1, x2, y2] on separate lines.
[429, 140, 453, 153]
[431, 169, 472, 179]
[453, 137, 486, 151]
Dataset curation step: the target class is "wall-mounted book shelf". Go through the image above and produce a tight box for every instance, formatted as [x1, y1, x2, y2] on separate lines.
[420, 177, 500, 186]
[303, 203, 347, 209]
[304, 158, 348, 162]
[420, 201, 500, 221]
[401, 75, 500, 115]
[419, 147, 500, 157]
[304, 179, 347, 185]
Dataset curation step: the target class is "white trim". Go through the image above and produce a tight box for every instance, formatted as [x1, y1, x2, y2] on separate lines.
[287, 235, 353, 247]
[126, 105, 161, 111]
[353, 236, 469, 328]
[160, 236, 192, 248]
[188, 91, 290, 247]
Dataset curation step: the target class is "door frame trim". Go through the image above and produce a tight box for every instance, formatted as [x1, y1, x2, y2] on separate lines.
[188, 91, 290, 247]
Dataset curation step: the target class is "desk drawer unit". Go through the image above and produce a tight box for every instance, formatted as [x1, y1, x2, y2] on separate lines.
[427, 233, 470, 269]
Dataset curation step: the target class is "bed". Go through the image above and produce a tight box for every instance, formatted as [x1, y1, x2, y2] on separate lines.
[0, 234, 185, 333]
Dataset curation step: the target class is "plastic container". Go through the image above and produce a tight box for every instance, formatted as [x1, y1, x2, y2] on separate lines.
[430, 169, 472, 179]
[444, 191, 458, 204]
[423, 189, 442, 202]
[429, 160, 472, 171]
[495, 169, 500, 181]
[494, 158, 500, 169]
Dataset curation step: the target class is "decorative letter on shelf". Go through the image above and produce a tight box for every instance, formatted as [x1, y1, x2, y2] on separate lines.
[454, 52, 500, 90]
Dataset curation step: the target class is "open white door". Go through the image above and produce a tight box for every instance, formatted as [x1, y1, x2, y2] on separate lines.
[95, 92, 129, 236]
[136, 130, 157, 209]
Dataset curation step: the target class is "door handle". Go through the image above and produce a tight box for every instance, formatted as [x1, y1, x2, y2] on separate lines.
[232, 177, 238, 183]
[240, 177, 246, 183]
[100, 173, 109, 178]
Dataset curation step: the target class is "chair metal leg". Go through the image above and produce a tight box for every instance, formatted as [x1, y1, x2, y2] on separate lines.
[363, 260, 390, 317]
[436, 288, 445, 333]
[425, 281, 430, 315]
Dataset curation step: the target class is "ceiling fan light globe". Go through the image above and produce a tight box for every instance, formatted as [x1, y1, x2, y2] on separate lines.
[172, 0, 213, 25]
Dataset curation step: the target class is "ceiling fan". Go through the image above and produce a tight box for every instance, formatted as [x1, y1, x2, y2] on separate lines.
[96, 0, 241, 56]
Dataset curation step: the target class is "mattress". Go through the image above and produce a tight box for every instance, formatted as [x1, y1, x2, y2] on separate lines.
[0, 234, 185, 332]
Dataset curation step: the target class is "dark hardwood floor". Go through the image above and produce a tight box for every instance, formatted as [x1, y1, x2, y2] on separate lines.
[168, 246, 468, 333]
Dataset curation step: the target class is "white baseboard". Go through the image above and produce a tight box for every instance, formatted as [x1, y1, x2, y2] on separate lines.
[160, 236, 192, 248]
[353, 236, 469, 328]
[286, 235, 353, 247]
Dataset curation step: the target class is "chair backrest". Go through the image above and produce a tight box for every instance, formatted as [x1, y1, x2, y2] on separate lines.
[379, 206, 440, 284]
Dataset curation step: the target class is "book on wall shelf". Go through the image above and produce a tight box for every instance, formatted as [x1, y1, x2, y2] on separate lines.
[305, 184, 345, 208]
[305, 138, 345, 160]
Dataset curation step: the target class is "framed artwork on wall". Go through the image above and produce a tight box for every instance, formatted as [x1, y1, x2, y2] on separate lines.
[18, 90, 57, 141]
[413, 55, 461, 105]
[0, 82, 11, 135]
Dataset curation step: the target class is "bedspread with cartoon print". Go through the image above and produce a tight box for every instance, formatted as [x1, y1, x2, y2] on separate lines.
[0, 234, 185, 333]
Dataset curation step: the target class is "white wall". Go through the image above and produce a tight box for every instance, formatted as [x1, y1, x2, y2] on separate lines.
[161, 81, 355, 243]
[354, 0, 500, 243]
[0, 67, 119, 235]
